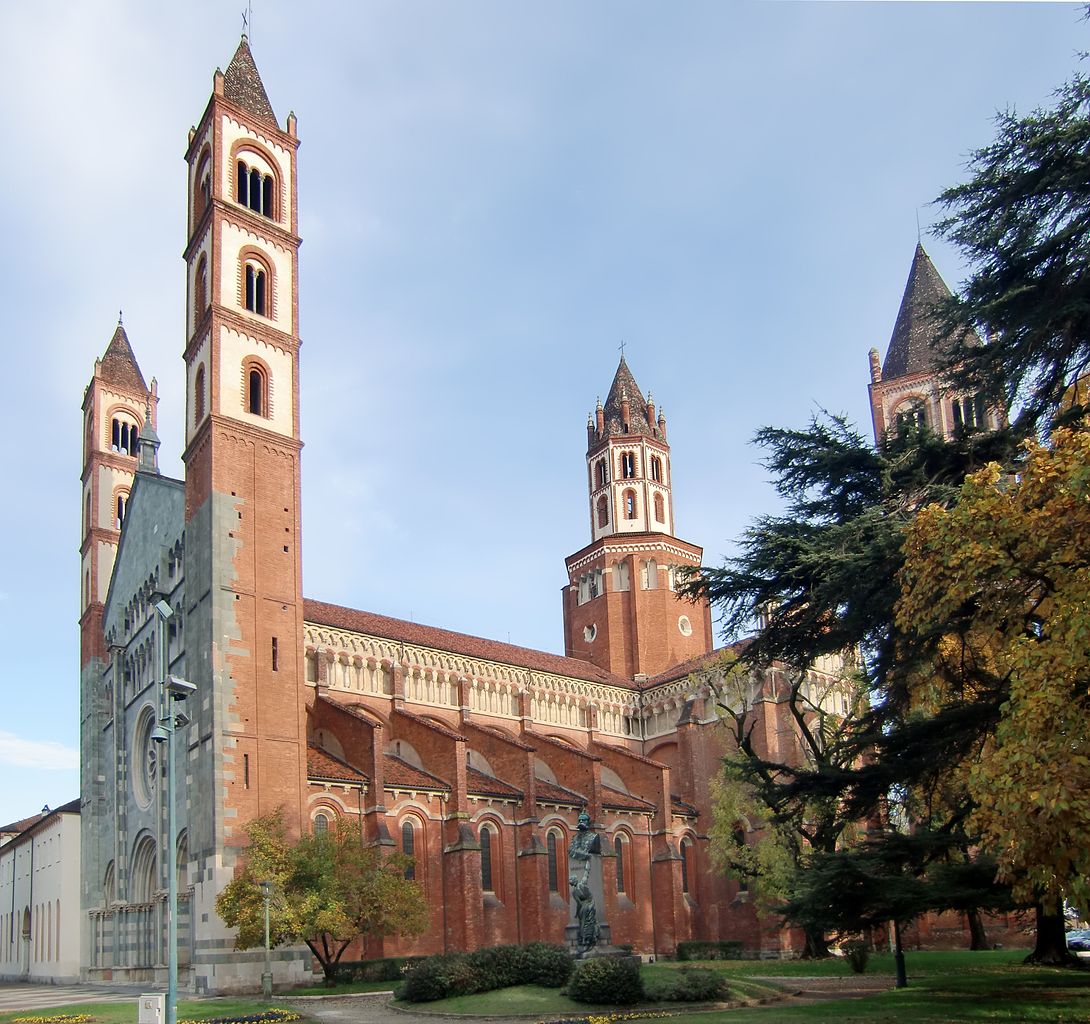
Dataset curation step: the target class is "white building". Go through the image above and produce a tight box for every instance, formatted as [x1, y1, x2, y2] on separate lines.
[0, 800, 82, 983]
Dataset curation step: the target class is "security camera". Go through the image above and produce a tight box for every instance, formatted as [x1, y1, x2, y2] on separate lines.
[167, 675, 196, 699]
[173, 711, 191, 729]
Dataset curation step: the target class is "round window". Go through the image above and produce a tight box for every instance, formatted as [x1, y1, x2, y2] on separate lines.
[678, 615, 693, 637]
[132, 704, 159, 809]
[583, 623, 598, 642]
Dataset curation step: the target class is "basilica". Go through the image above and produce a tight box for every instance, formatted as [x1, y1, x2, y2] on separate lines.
[76, 37, 959, 993]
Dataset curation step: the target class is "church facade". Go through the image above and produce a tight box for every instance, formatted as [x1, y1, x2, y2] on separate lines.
[76, 39, 963, 994]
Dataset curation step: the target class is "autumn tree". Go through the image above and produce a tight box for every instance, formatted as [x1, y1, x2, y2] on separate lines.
[897, 423, 1090, 963]
[216, 810, 428, 982]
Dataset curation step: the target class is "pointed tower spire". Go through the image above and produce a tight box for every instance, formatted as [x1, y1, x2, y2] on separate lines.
[600, 356, 652, 439]
[223, 35, 277, 126]
[99, 321, 148, 392]
[882, 242, 966, 380]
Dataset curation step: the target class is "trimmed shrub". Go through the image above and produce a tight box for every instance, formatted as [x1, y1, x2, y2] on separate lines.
[644, 966, 729, 1003]
[842, 940, 870, 974]
[400, 953, 479, 1002]
[465, 944, 523, 991]
[675, 939, 744, 961]
[326, 956, 425, 984]
[567, 956, 645, 1005]
[521, 941, 573, 987]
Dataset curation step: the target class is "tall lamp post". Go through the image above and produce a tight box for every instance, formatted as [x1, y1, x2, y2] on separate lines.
[153, 599, 194, 1024]
[261, 880, 273, 998]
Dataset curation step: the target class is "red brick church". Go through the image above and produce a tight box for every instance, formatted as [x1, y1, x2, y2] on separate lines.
[78, 37, 927, 993]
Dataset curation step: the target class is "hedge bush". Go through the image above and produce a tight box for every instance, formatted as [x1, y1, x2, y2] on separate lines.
[675, 939, 744, 961]
[399, 942, 571, 1002]
[324, 955, 425, 983]
[644, 966, 729, 1002]
[567, 956, 645, 1005]
[842, 940, 870, 974]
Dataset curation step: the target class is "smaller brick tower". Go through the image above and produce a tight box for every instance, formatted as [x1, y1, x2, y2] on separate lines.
[868, 243, 999, 443]
[79, 321, 157, 669]
[563, 357, 712, 678]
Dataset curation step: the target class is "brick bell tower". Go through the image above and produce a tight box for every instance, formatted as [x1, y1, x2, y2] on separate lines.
[79, 321, 157, 669]
[181, 36, 308, 975]
[562, 357, 713, 678]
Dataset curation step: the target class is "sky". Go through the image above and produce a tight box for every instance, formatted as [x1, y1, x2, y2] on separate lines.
[0, 0, 1081, 827]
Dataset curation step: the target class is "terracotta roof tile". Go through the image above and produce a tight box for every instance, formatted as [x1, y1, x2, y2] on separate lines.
[643, 644, 746, 688]
[469, 723, 536, 751]
[601, 357, 652, 438]
[383, 754, 449, 792]
[595, 741, 669, 769]
[467, 767, 523, 800]
[99, 323, 147, 392]
[307, 745, 368, 784]
[395, 706, 466, 741]
[305, 599, 632, 688]
[318, 694, 384, 727]
[524, 732, 601, 761]
[535, 779, 585, 806]
[671, 794, 699, 818]
[603, 786, 655, 813]
[223, 36, 277, 126]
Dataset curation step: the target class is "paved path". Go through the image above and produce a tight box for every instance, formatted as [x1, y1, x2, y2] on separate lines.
[0, 983, 147, 1013]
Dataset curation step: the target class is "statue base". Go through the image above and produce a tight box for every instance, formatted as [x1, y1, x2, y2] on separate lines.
[567, 922, 625, 959]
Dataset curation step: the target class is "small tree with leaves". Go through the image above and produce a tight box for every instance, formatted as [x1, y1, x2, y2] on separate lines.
[216, 810, 428, 982]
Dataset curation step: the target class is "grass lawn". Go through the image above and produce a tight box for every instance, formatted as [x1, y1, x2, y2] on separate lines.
[0, 1001, 280, 1024]
[711, 948, 1032, 978]
[280, 978, 398, 995]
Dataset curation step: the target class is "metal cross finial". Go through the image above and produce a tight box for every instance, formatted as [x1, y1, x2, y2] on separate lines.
[619, 339, 626, 359]
[119, 309, 123, 325]
[242, 0, 252, 38]
[916, 208, 921, 243]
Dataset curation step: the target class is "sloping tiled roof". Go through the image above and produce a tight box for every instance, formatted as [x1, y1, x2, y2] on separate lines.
[882, 243, 979, 380]
[384, 754, 450, 792]
[467, 767, 523, 801]
[643, 644, 747, 688]
[99, 323, 147, 392]
[223, 36, 277, 126]
[535, 779, 586, 806]
[307, 745, 368, 785]
[0, 813, 41, 837]
[596, 741, 669, 769]
[529, 732, 602, 761]
[305, 599, 633, 689]
[603, 785, 655, 813]
[602, 357, 652, 437]
[395, 706, 466, 741]
[671, 794, 699, 818]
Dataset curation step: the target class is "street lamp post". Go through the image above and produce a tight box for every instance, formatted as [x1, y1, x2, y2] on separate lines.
[153, 599, 193, 1024]
[261, 880, 273, 998]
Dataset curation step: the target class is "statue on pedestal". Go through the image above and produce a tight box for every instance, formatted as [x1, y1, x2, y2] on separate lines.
[567, 810, 601, 950]
[569, 875, 598, 948]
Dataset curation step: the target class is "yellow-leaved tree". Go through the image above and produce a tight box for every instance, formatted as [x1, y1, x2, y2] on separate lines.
[897, 422, 1090, 960]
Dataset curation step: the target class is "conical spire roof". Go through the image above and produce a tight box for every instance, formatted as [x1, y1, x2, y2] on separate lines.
[601, 356, 652, 436]
[223, 35, 277, 126]
[882, 243, 975, 380]
[99, 322, 147, 392]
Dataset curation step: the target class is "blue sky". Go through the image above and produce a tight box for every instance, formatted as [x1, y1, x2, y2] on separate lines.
[0, 1, 1081, 826]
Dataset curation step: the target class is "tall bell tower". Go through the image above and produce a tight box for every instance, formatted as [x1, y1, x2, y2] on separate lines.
[181, 36, 309, 986]
[562, 357, 713, 679]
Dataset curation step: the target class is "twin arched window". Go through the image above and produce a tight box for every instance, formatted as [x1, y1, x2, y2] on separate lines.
[237, 160, 275, 218]
[594, 459, 608, 488]
[111, 416, 140, 455]
[621, 452, 636, 479]
[245, 262, 268, 316]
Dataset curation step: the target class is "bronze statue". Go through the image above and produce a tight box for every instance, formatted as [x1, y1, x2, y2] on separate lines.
[569, 875, 599, 948]
[568, 809, 601, 885]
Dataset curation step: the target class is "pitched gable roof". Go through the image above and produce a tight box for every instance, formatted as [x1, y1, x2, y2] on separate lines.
[99, 323, 147, 392]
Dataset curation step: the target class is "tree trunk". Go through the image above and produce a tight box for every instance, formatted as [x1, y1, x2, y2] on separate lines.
[966, 907, 989, 951]
[801, 925, 831, 959]
[1024, 902, 1080, 966]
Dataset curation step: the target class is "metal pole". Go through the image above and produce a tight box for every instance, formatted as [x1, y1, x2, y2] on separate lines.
[156, 601, 178, 1024]
[261, 881, 272, 998]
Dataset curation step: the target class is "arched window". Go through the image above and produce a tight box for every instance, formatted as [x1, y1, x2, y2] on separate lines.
[952, 393, 987, 431]
[313, 812, 329, 835]
[546, 831, 559, 893]
[623, 489, 637, 520]
[115, 490, 129, 530]
[193, 149, 212, 226]
[236, 159, 276, 219]
[194, 365, 206, 423]
[194, 255, 208, 317]
[596, 495, 609, 528]
[642, 558, 658, 590]
[402, 820, 416, 881]
[245, 262, 267, 315]
[680, 837, 692, 895]
[894, 399, 927, 435]
[621, 451, 636, 479]
[480, 824, 497, 893]
[243, 359, 271, 418]
[594, 459, 607, 488]
[650, 455, 662, 482]
[111, 416, 140, 455]
[615, 559, 630, 592]
[653, 492, 665, 522]
[84, 492, 91, 533]
[614, 834, 627, 893]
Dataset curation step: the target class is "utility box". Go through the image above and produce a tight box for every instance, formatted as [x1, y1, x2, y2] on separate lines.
[138, 994, 164, 1024]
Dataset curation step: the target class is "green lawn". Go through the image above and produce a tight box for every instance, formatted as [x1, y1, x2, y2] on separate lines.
[280, 978, 398, 995]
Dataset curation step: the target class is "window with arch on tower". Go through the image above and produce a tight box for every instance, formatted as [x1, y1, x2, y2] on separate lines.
[244, 361, 271, 418]
[193, 150, 212, 225]
[621, 451, 636, 479]
[236, 160, 275, 219]
[650, 454, 662, 482]
[894, 399, 927, 435]
[194, 255, 209, 318]
[244, 261, 268, 316]
[642, 558, 658, 590]
[594, 458, 608, 489]
[111, 416, 139, 456]
[596, 495, 609, 529]
[653, 492, 665, 522]
[623, 489, 637, 520]
[115, 491, 129, 530]
[194, 365, 206, 423]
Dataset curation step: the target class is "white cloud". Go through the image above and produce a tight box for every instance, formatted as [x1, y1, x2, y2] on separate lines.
[0, 732, 79, 771]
